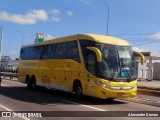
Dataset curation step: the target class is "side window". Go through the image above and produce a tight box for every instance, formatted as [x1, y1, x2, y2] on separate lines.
[80, 40, 95, 66]
[66, 41, 80, 62]
[44, 44, 57, 59]
[87, 52, 96, 75]
[56, 42, 67, 58]
[42, 45, 49, 59]
[31, 46, 38, 60]
[20, 48, 24, 59]
[25, 48, 30, 60]
[38, 45, 45, 59]
[21, 47, 30, 60]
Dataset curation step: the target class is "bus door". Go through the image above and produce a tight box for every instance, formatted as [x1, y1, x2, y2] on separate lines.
[63, 41, 81, 92]
[85, 51, 97, 96]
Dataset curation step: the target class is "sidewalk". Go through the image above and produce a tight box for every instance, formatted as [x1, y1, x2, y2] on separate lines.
[137, 80, 160, 91]
[137, 80, 160, 96]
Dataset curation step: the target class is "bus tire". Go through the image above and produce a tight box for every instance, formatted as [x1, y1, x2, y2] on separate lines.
[106, 98, 114, 102]
[26, 75, 32, 89]
[74, 81, 82, 98]
[30, 76, 36, 90]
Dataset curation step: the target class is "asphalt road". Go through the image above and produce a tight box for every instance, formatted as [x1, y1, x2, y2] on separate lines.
[0, 79, 160, 120]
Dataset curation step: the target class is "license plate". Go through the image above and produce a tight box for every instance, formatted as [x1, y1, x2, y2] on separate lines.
[117, 92, 124, 96]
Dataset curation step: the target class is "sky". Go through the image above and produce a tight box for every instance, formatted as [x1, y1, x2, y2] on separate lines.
[0, 0, 160, 59]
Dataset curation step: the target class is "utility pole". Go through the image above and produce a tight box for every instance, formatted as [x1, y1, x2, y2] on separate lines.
[104, 0, 110, 36]
[0, 26, 3, 62]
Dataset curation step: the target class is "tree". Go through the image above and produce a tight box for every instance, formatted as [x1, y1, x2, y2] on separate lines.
[15, 58, 19, 60]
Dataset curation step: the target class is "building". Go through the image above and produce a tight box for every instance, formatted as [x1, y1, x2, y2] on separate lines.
[0, 56, 19, 72]
[135, 52, 160, 80]
[153, 62, 160, 80]
[1, 56, 11, 61]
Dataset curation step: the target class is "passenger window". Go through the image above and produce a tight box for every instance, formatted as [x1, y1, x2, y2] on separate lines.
[31, 46, 39, 60]
[43, 44, 57, 59]
[38, 45, 45, 59]
[20, 48, 24, 59]
[66, 41, 80, 62]
[56, 43, 67, 58]
[43, 45, 48, 59]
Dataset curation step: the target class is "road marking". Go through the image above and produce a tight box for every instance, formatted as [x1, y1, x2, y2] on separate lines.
[0, 104, 30, 120]
[0, 104, 12, 111]
[61, 99, 106, 111]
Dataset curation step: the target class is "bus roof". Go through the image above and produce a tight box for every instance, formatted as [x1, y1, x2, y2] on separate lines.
[23, 34, 130, 48]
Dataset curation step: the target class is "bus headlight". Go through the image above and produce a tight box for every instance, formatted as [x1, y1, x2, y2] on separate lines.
[94, 80, 136, 90]
[101, 84, 111, 89]
[94, 80, 111, 89]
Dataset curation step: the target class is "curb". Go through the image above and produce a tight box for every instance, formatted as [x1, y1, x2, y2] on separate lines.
[137, 87, 160, 97]
[120, 97, 160, 108]
[138, 86, 160, 91]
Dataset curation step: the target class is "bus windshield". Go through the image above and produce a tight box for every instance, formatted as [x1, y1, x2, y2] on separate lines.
[98, 44, 137, 81]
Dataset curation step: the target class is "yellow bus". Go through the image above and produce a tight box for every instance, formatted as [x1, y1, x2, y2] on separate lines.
[18, 34, 144, 100]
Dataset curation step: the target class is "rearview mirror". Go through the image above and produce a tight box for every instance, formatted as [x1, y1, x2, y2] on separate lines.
[86, 47, 102, 62]
[133, 51, 145, 65]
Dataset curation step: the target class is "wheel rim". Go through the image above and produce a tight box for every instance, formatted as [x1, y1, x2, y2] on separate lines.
[27, 80, 30, 88]
[31, 80, 36, 89]
[76, 86, 82, 96]
[32, 81, 35, 88]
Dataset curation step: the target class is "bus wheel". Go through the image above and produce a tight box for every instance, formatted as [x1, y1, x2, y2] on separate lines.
[26, 77, 31, 89]
[27, 80, 32, 89]
[75, 84, 82, 98]
[30, 76, 36, 90]
[106, 98, 114, 102]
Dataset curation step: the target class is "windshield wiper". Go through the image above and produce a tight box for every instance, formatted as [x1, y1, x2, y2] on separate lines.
[110, 70, 117, 81]
[120, 58, 131, 82]
[124, 67, 131, 81]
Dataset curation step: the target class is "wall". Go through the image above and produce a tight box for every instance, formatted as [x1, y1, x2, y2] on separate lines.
[153, 62, 160, 80]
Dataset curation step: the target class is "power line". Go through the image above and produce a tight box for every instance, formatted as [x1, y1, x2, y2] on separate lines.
[0, 26, 3, 62]
[129, 39, 160, 46]
[132, 40, 160, 46]
[111, 32, 159, 36]
[110, 32, 160, 46]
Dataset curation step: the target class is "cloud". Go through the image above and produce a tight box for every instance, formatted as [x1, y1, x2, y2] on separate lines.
[49, 9, 62, 22]
[132, 47, 148, 52]
[0, 8, 74, 24]
[0, 9, 48, 24]
[146, 32, 160, 40]
[51, 16, 61, 22]
[67, 11, 73, 16]
[76, 0, 91, 5]
[76, 0, 96, 7]
[51, 9, 61, 15]
[132, 46, 160, 57]
[151, 52, 160, 57]
[45, 34, 55, 40]
[133, 48, 160, 57]
[10, 50, 18, 55]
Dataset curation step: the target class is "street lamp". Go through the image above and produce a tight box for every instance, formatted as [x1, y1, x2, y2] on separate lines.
[16, 29, 25, 46]
[0, 26, 3, 62]
[104, 0, 110, 36]
[16, 30, 36, 45]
